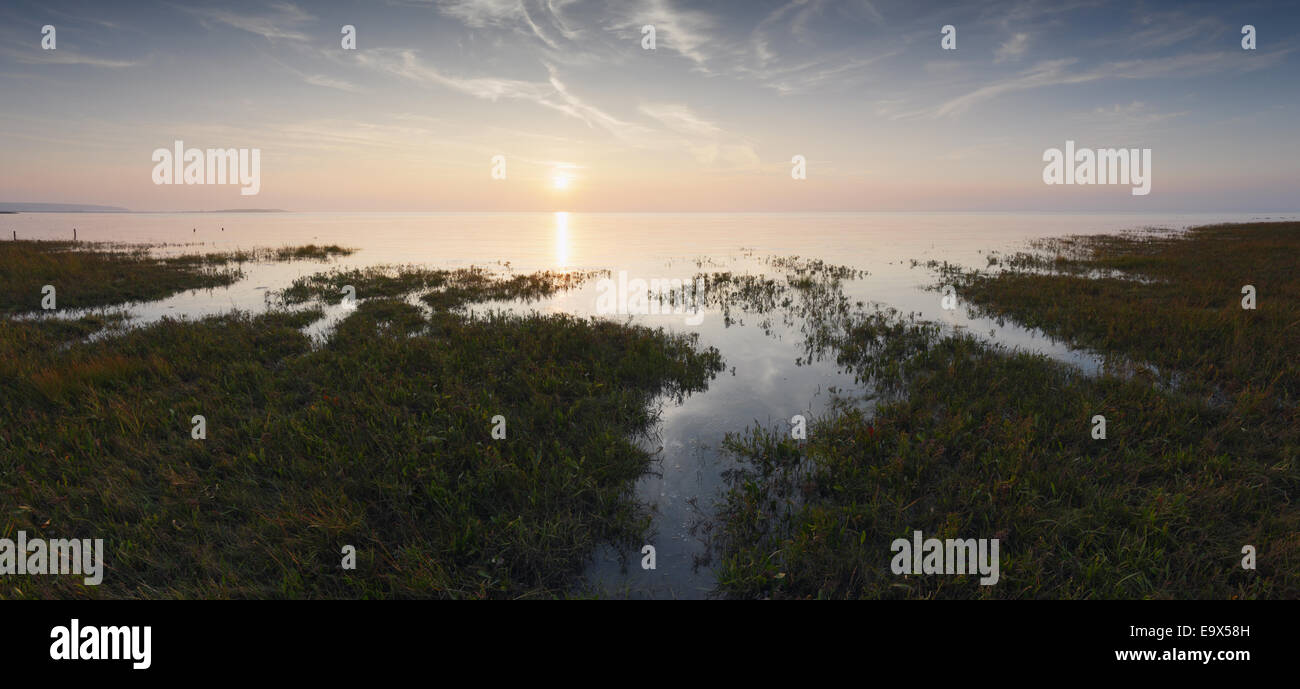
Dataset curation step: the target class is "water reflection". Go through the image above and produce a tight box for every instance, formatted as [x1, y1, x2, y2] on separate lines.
[554, 211, 569, 268]
[8, 210, 1292, 597]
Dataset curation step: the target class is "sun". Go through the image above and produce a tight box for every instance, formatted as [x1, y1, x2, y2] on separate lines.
[552, 175, 570, 190]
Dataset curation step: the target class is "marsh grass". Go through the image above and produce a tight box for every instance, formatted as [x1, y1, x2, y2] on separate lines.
[275, 264, 605, 312]
[1, 243, 721, 598]
[949, 223, 1298, 403]
[0, 240, 354, 314]
[715, 223, 1298, 599]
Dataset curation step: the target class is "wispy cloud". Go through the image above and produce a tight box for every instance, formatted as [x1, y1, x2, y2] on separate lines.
[429, 0, 900, 96]
[754, 51, 902, 95]
[639, 103, 758, 172]
[1089, 100, 1184, 123]
[358, 48, 551, 100]
[187, 2, 315, 42]
[626, 0, 718, 73]
[995, 33, 1030, 63]
[304, 74, 361, 92]
[927, 48, 1293, 119]
[1125, 14, 1226, 50]
[433, 0, 584, 52]
[0, 46, 137, 68]
[638, 103, 721, 136]
[686, 142, 761, 171]
[434, 0, 522, 27]
[544, 64, 651, 141]
[3, 0, 1297, 211]
[355, 49, 650, 142]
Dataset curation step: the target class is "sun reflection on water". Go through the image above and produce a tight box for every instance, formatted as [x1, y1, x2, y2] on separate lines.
[554, 211, 569, 268]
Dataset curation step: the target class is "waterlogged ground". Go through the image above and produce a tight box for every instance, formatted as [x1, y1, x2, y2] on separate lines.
[712, 222, 1299, 599]
[4, 211, 1296, 598]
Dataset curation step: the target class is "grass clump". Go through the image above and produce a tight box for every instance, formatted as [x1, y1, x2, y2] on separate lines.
[714, 223, 1298, 599]
[276, 264, 603, 311]
[948, 223, 1298, 401]
[0, 241, 242, 314]
[265, 244, 353, 261]
[0, 240, 355, 314]
[2, 244, 721, 598]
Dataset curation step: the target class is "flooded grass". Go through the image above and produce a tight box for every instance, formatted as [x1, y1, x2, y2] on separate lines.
[1, 242, 722, 598]
[715, 222, 1298, 599]
[950, 222, 1298, 401]
[0, 240, 355, 315]
[275, 264, 605, 311]
[7, 222, 1294, 599]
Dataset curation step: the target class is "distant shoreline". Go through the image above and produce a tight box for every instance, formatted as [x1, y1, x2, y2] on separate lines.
[4, 207, 1300, 216]
[0, 205, 288, 214]
[195, 209, 289, 213]
[0, 203, 129, 213]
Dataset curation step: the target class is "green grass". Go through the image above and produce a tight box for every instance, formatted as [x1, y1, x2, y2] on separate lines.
[10, 224, 1294, 600]
[1, 243, 721, 598]
[275, 264, 604, 311]
[0, 240, 354, 314]
[948, 223, 1298, 402]
[714, 222, 1298, 599]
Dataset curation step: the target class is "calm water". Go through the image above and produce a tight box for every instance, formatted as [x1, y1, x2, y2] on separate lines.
[8, 211, 1295, 597]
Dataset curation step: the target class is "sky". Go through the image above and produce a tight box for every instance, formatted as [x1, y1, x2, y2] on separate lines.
[0, 0, 1297, 212]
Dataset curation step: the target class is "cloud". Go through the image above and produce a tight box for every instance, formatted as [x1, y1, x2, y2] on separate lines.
[188, 2, 315, 42]
[638, 104, 758, 173]
[927, 48, 1293, 119]
[925, 59, 1097, 119]
[627, 0, 717, 72]
[358, 48, 552, 100]
[760, 50, 902, 95]
[1126, 15, 1225, 50]
[3, 48, 137, 68]
[741, 1, 902, 94]
[1075, 100, 1187, 136]
[354, 44, 752, 161]
[544, 64, 651, 141]
[687, 142, 761, 171]
[435, 0, 521, 27]
[638, 103, 721, 136]
[434, 0, 583, 52]
[304, 74, 361, 92]
[429, 0, 894, 96]
[995, 33, 1029, 63]
[355, 49, 651, 142]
